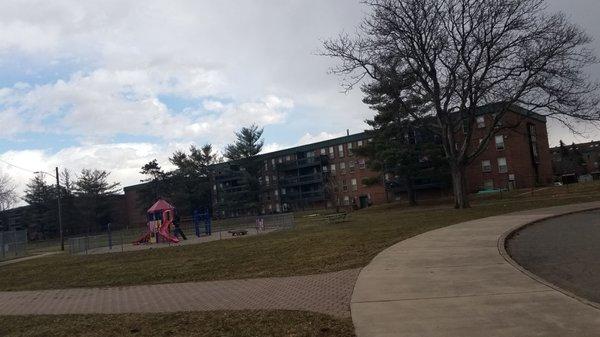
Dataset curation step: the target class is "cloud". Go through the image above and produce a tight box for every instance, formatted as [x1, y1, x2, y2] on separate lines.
[0, 69, 293, 144]
[297, 131, 347, 145]
[0, 142, 179, 205]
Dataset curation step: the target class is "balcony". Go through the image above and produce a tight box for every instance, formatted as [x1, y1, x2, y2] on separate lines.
[279, 173, 324, 187]
[280, 190, 326, 203]
[276, 155, 328, 171]
[214, 171, 245, 183]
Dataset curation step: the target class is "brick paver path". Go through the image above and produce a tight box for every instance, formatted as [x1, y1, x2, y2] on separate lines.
[0, 268, 360, 318]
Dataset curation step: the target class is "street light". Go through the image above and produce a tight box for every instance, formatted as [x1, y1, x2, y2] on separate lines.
[35, 167, 64, 251]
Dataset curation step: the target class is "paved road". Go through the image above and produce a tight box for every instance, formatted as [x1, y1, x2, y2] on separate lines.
[507, 209, 600, 305]
[0, 268, 359, 318]
[351, 202, 600, 337]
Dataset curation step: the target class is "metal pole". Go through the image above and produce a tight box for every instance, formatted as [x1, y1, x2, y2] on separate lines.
[55, 167, 64, 251]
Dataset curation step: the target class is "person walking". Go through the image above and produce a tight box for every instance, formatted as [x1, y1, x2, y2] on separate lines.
[173, 211, 187, 240]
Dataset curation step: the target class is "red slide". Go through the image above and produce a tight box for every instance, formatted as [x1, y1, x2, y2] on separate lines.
[158, 223, 180, 243]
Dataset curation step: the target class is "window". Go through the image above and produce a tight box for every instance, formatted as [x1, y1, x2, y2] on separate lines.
[358, 159, 366, 169]
[320, 148, 326, 155]
[358, 140, 363, 147]
[482, 160, 492, 172]
[265, 176, 270, 185]
[330, 164, 336, 172]
[329, 146, 335, 159]
[349, 161, 355, 172]
[338, 144, 345, 158]
[286, 155, 291, 161]
[342, 179, 348, 192]
[322, 165, 328, 172]
[343, 195, 350, 205]
[274, 190, 279, 196]
[340, 162, 346, 173]
[497, 157, 508, 173]
[348, 142, 353, 156]
[281, 188, 286, 195]
[476, 116, 485, 128]
[306, 151, 315, 158]
[495, 135, 505, 150]
[351, 178, 358, 191]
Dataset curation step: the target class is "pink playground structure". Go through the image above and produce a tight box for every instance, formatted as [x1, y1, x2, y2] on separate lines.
[133, 199, 180, 245]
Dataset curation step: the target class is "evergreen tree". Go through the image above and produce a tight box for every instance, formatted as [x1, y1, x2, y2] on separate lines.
[355, 67, 447, 206]
[224, 124, 264, 160]
[223, 125, 264, 214]
[169, 144, 218, 214]
[74, 169, 120, 233]
[22, 174, 57, 239]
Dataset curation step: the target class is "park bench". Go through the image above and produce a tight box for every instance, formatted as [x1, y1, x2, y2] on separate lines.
[325, 213, 347, 224]
[229, 229, 248, 236]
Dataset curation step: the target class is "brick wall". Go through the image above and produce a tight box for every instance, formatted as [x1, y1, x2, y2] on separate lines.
[464, 111, 553, 192]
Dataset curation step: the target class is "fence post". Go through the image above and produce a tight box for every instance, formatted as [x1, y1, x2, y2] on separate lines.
[107, 223, 112, 250]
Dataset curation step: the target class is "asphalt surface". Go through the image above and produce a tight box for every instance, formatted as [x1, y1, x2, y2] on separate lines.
[507, 209, 600, 305]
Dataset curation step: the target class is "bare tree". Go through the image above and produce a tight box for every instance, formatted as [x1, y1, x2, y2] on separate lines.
[0, 170, 17, 211]
[323, 0, 599, 208]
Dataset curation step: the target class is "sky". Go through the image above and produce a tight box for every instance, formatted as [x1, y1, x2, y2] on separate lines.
[0, 0, 599, 203]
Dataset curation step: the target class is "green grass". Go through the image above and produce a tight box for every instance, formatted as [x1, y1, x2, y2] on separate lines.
[2, 181, 600, 291]
[0, 310, 355, 337]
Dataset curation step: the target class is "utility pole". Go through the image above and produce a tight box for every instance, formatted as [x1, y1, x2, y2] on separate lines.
[55, 167, 64, 251]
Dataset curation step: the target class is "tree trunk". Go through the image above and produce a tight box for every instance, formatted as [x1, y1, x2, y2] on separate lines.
[450, 164, 470, 209]
[406, 177, 417, 206]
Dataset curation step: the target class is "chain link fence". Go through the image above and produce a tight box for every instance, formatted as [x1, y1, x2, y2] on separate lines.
[68, 213, 295, 255]
[0, 230, 27, 261]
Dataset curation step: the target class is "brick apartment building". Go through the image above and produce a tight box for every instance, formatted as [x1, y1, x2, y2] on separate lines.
[210, 104, 554, 217]
[462, 104, 553, 192]
[210, 133, 388, 217]
[550, 140, 600, 181]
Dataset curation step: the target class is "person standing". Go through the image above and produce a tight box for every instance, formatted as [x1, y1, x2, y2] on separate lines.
[173, 211, 187, 240]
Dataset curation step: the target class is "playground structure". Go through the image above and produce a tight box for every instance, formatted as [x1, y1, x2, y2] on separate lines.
[67, 212, 293, 255]
[193, 209, 212, 237]
[133, 199, 180, 245]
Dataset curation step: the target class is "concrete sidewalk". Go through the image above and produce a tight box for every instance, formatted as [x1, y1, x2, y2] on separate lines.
[351, 201, 600, 337]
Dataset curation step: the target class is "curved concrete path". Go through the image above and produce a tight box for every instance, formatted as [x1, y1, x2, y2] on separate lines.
[0, 268, 359, 318]
[351, 201, 600, 337]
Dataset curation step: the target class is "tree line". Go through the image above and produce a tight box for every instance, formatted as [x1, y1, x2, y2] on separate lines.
[138, 124, 265, 217]
[20, 169, 120, 239]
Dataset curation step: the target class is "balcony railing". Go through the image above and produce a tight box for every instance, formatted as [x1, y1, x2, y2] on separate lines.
[279, 173, 324, 187]
[276, 155, 328, 171]
[280, 190, 326, 202]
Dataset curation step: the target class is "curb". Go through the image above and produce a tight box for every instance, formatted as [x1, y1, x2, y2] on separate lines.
[497, 206, 600, 311]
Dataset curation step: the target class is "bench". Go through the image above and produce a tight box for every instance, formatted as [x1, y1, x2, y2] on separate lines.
[325, 213, 347, 224]
[229, 229, 248, 236]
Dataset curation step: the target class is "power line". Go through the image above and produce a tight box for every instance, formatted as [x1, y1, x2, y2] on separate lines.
[0, 157, 38, 174]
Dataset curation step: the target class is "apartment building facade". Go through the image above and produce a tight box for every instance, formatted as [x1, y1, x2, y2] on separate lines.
[550, 140, 600, 181]
[210, 133, 388, 217]
[211, 104, 553, 217]
[462, 104, 554, 192]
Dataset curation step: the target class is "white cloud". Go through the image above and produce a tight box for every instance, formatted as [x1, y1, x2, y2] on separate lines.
[0, 69, 293, 144]
[297, 131, 347, 146]
[0, 142, 181, 205]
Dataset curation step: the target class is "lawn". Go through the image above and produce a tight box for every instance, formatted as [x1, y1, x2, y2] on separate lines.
[0, 310, 355, 337]
[1, 181, 599, 291]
